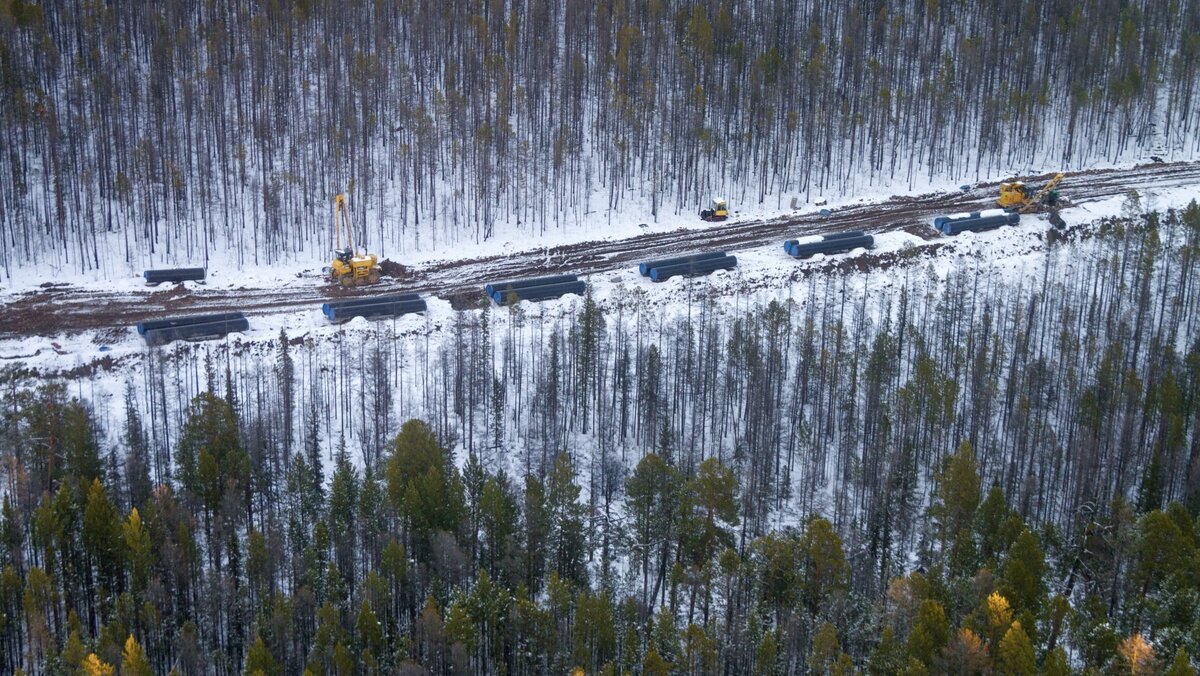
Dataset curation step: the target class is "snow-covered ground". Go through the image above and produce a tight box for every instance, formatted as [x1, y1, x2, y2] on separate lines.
[4, 182, 1196, 485]
[0, 158, 1185, 296]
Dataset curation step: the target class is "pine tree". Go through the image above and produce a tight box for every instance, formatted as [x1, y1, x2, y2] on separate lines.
[681, 623, 718, 675]
[546, 453, 587, 586]
[679, 457, 738, 569]
[356, 601, 384, 670]
[797, 517, 848, 618]
[175, 392, 247, 533]
[327, 448, 359, 589]
[122, 385, 153, 508]
[929, 442, 981, 574]
[1042, 647, 1071, 676]
[754, 630, 778, 676]
[82, 479, 123, 597]
[62, 397, 104, 492]
[276, 329, 295, 457]
[122, 508, 152, 596]
[572, 588, 616, 672]
[479, 472, 519, 584]
[867, 626, 906, 675]
[906, 600, 949, 667]
[332, 641, 354, 675]
[1163, 649, 1196, 676]
[305, 397, 324, 498]
[643, 647, 671, 676]
[999, 529, 1046, 619]
[974, 484, 1011, 566]
[809, 622, 842, 673]
[749, 533, 800, 626]
[121, 634, 152, 676]
[651, 605, 680, 666]
[996, 621, 1035, 676]
[1135, 511, 1194, 599]
[245, 634, 280, 676]
[626, 453, 679, 606]
[386, 420, 464, 558]
[61, 612, 86, 669]
[523, 476, 550, 594]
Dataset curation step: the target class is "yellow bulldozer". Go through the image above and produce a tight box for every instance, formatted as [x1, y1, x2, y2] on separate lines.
[329, 193, 382, 286]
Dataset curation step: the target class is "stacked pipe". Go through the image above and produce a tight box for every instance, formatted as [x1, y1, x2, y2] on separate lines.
[322, 294, 427, 322]
[933, 210, 1019, 235]
[144, 268, 206, 285]
[137, 312, 248, 346]
[639, 252, 737, 282]
[487, 275, 584, 305]
[784, 231, 873, 258]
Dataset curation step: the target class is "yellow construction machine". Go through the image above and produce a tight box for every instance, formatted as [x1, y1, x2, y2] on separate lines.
[329, 193, 382, 286]
[700, 197, 729, 222]
[999, 172, 1066, 227]
[998, 172, 1064, 211]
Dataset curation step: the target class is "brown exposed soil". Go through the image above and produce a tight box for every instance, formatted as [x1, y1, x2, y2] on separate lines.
[378, 259, 413, 280]
[2, 161, 1197, 338]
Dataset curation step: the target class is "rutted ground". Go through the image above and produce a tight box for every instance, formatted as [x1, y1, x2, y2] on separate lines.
[2, 161, 1197, 338]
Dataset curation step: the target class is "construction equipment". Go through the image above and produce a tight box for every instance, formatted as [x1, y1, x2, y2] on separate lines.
[999, 172, 1066, 228]
[998, 172, 1064, 211]
[329, 193, 382, 287]
[699, 197, 729, 222]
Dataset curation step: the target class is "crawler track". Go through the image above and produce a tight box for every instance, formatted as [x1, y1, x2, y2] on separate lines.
[2, 161, 1198, 338]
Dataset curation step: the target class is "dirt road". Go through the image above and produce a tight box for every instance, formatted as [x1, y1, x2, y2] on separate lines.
[3, 161, 1197, 338]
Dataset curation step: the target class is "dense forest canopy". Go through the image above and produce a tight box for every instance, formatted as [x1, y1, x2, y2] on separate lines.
[1, 0, 1198, 275]
[1, 204, 1199, 673]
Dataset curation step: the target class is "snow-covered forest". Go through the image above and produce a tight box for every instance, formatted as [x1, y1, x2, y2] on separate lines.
[2, 203, 1199, 673]
[0, 0, 1198, 276]
[3, 0, 1200, 673]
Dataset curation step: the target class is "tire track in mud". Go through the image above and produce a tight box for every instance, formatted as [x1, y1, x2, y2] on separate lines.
[3, 161, 1198, 337]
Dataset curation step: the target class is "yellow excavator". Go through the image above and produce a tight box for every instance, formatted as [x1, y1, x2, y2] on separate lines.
[700, 197, 729, 222]
[329, 193, 382, 286]
[999, 172, 1066, 227]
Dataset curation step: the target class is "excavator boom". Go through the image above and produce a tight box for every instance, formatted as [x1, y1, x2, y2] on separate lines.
[329, 193, 382, 286]
[334, 194, 354, 250]
[1020, 172, 1064, 212]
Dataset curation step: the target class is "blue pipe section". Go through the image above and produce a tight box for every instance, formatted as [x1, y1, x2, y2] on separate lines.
[324, 298, 427, 322]
[648, 255, 738, 282]
[141, 314, 249, 346]
[934, 211, 1019, 235]
[137, 312, 244, 336]
[492, 280, 587, 305]
[787, 235, 874, 258]
[638, 251, 727, 276]
[486, 275, 578, 298]
[321, 293, 421, 318]
[144, 268, 206, 283]
[822, 230, 866, 241]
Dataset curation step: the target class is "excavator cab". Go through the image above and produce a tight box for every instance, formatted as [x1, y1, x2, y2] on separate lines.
[700, 197, 729, 222]
[329, 194, 383, 287]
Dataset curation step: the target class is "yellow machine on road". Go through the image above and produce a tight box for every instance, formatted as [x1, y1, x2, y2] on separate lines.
[998, 172, 1064, 211]
[329, 193, 382, 286]
[999, 172, 1066, 227]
